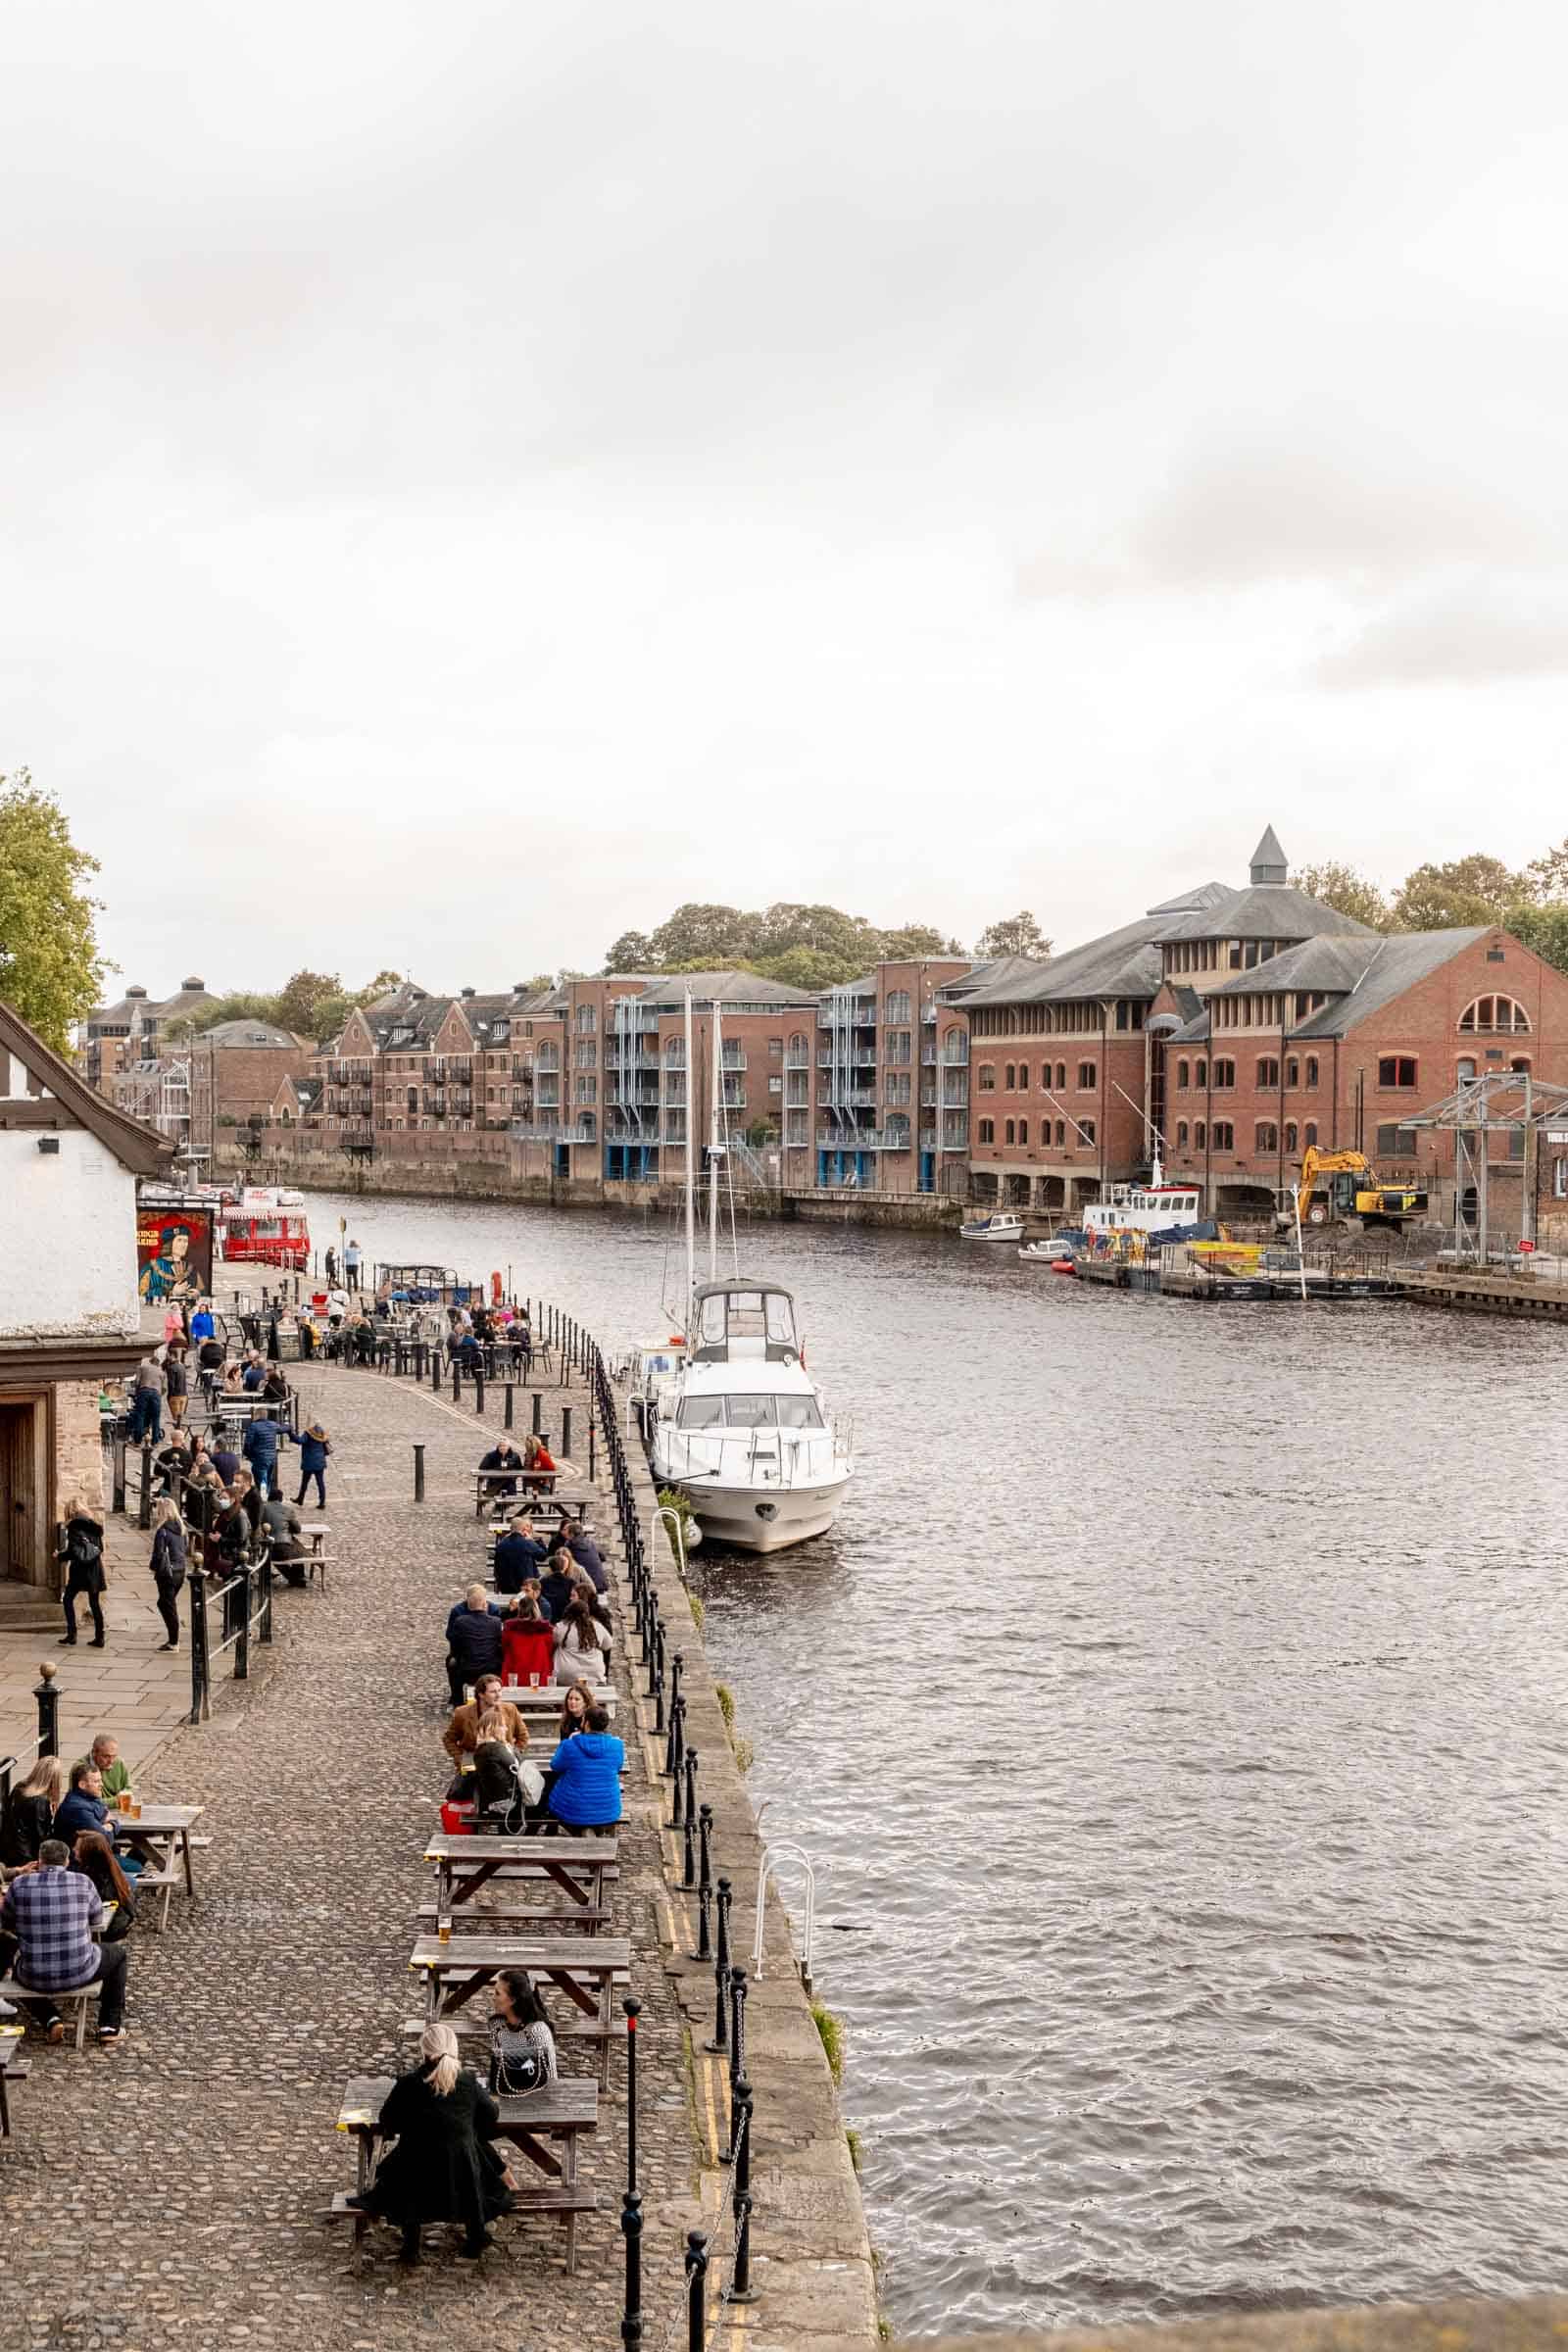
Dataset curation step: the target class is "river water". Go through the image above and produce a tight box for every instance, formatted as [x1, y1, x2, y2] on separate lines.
[301, 1188, 1568, 2332]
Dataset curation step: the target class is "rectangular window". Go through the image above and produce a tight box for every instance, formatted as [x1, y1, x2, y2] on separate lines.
[978, 1118, 995, 1144]
[978, 1064, 996, 1090]
[1376, 1123, 1418, 1155]
[1285, 1057, 1298, 1088]
[1076, 1060, 1097, 1090]
[1194, 1121, 1206, 1149]
[1378, 1055, 1417, 1089]
[1079, 1119, 1096, 1146]
[1256, 1057, 1280, 1089]
[1176, 1121, 1189, 1148]
[1211, 1120, 1234, 1150]
[768, 1076, 782, 1095]
[1211, 1059, 1235, 1089]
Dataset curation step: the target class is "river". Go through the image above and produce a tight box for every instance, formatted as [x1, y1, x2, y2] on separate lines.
[297, 1187, 1568, 2333]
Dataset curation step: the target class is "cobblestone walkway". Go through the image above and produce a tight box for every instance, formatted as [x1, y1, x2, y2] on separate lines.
[0, 1357, 701, 2352]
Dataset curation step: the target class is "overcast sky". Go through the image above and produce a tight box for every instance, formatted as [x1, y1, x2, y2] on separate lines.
[6, 1, 1567, 996]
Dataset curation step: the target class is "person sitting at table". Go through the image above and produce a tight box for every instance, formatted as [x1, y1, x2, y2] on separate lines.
[519, 1434, 557, 1493]
[0, 1837, 130, 2045]
[260, 1493, 309, 1590]
[471, 1709, 543, 1830]
[504, 1322, 531, 1375]
[229, 1465, 265, 1540]
[345, 2019, 513, 2264]
[71, 1830, 135, 1941]
[537, 1553, 578, 1624]
[241, 1351, 268, 1393]
[0, 1754, 66, 1870]
[499, 1597, 555, 1690]
[54, 1761, 118, 1846]
[546, 1705, 623, 1833]
[221, 1361, 247, 1396]
[556, 1679, 594, 1742]
[552, 1596, 611, 1688]
[74, 1733, 131, 1808]
[493, 1515, 548, 1596]
[445, 1583, 506, 1703]
[549, 1517, 607, 1595]
[442, 1674, 528, 1781]
[488, 1968, 557, 2092]
[262, 1363, 290, 1404]
[478, 1439, 523, 1500]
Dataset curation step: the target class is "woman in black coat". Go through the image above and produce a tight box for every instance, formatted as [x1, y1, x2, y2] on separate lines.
[349, 2023, 513, 2264]
[57, 1496, 108, 1647]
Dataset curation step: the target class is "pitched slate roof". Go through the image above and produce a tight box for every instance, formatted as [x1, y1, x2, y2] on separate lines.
[1206, 934, 1391, 1003]
[1290, 929, 1491, 1038]
[958, 913, 1173, 1006]
[201, 1018, 303, 1049]
[636, 970, 815, 1008]
[0, 999, 173, 1175]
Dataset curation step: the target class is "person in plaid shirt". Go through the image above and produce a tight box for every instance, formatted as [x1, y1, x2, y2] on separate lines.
[0, 1838, 127, 2043]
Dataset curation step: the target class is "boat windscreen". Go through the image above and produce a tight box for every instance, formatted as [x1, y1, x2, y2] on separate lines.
[676, 1394, 824, 1430]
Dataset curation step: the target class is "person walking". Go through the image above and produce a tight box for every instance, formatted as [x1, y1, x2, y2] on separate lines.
[57, 1498, 108, 1648]
[288, 1421, 332, 1509]
[164, 1343, 190, 1428]
[148, 1499, 187, 1650]
[0, 1838, 130, 2045]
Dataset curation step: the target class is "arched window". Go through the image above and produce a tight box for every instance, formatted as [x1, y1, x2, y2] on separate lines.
[1018, 1062, 1030, 1089]
[978, 1062, 996, 1091]
[1176, 1059, 1190, 1091]
[1054, 1120, 1065, 1148]
[1456, 1056, 1477, 1082]
[1176, 1120, 1190, 1148]
[666, 1035, 683, 1060]
[1018, 1118, 1029, 1146]
[1303, 1121, 1318, 1147]
[406, 1088, 417, 1113]
[1004, 1063, 1015, 1089]
[1255, 1121, 1278, 1152]
[1194, 1121, 1206, 1149]
[1284, 1121, 1298, 1152]
[1459, 994, 1531, 1034]
[1004, 1118, 1015, 1145]
[1510, 1055, 1532, 1074]
[1055, 1062, 1066, 1091]
[1195, 1058, 1208, 1089]
[978, 1118, 995, 1144]
[943, 1026, 967, 1064]
[1304, 1055, 1319, 1089]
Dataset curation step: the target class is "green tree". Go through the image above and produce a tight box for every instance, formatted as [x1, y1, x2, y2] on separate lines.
[974, 910, 1052, 959]
[1392, 854, 1531, 930]
[1500, 900, 1568, 977]
[603, 932, 657, 974]
[1291, 861, 1393, 930]
[753, 945, 857, 991]
[514, 973, 558, 998]
[353, 969, 405, 1004]
[649, 903, 756, 969]
[273, 969, 346, 1038]
[0, 772, 105, 1052]
[878, 923, 963, 958]
[189, 991, 282, 1034]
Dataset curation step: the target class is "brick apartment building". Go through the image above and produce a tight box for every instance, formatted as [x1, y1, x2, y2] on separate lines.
[81, 978, 218, 1090]
[80, 980, 313, 1172]
[316, 981, 559, 1146]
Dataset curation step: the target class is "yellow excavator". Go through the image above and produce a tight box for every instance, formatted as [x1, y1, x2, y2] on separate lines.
[1286, 1148, 1422, 1233]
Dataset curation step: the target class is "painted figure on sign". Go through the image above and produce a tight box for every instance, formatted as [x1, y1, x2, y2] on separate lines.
[138, 1222, 198, 1304]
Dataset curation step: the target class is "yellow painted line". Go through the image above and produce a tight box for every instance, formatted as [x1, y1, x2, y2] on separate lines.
[700, 2052, 723, 2163]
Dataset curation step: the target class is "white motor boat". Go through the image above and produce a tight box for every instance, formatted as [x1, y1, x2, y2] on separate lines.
[1018, 1229, 1085, 1264]
[648, 1279, 854, 1552]
[1080, 1157, 1202, 1246]
[642, 992, 855, 1554]
[959, 1210, 1025, 1242]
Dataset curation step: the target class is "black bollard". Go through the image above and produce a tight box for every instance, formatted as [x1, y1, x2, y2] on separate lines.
[531, 1390, 542, 1437]
[705, 1879, 732, 2054]
[685, 2230, 708, 2352]
[730, 2079, 757, 2301]
[620, 2191, 643, 2352]
[451, 1363, 461, 1405]
[431, 1348, 441, 1394]
[669, 1649, 684, 1714]
[138, 1443, 154, 1531]
[645, 1594, 660, 1689]
[474, 1368, 485, 1416]
[34, 1670, 59, 1759]
[623, 1995, 641, 2191]
[654, 1618, 666, 1736]
[682, 1749, 699, 1888]
[697, 1806, 713, 1959]
[662, 1688, 683, 1780]
[562, 1404, 572, 1457]
[669, 1707, 687, 1831]
[725, 1966, 750, 2163]
[504, 1382, 514, 1430]
[112, 1439, 126, 1515]
[414, 1443, 425, 1503]
[589, 1416, 597, 1481]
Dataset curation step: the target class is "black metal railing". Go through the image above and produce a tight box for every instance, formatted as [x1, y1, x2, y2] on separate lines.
[0, 1670, 61, 1803]
[188, 1552, 273, 1725]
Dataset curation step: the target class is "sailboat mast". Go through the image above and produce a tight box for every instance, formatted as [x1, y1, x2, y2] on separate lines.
[709, 1001, 722, 1278]
[684, 989, 696, 1325]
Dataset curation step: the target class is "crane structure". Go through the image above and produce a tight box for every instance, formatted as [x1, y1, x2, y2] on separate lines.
[1402, 1070, 1568, 1261]
[1290, 1147, 1421, 1234]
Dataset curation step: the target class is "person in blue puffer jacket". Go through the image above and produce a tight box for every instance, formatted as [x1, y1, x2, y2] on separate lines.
[287, 1421, 333, 1509]
[546, 1707, 623, 1832]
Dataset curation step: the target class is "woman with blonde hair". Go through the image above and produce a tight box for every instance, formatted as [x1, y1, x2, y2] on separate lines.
[149, 1496, 188, 1650]
[346, 2020, 513, 2264]
[0, 1753, 66, 1869]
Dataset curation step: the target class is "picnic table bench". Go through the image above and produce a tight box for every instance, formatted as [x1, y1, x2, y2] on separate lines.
[329, 2071, 600, 2272]
[455, 1682, 614, 1720]
[0, 1976, 101, 2048]
[114, 1804, 204, 1932]
[473, 1466, 573, 1515]
[423, 1833, 616, 1932]
[409, 1936, 630, 2085]
[0, 2023, 28, 2131]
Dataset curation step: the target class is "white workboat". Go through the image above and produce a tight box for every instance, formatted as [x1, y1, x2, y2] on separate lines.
[960, 1210, 1025, 1243]
[644, 994, 854, 1553]
[1018, 1229, 1085, 1264]
[1080, 1157, 1203, 1245]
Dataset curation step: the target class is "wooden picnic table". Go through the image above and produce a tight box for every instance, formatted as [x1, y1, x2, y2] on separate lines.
[0, 2022, 27, 2136]
[424, 1833, 616, 1932]
[457, 1681, 614, 1717]
[474, 1466, 576, 1514]
[113, 1803, 203, 1932]
[335, 2072, 600, 2272]
[483, 1493, 595, 1533]
[408, 1936, 630, 2085]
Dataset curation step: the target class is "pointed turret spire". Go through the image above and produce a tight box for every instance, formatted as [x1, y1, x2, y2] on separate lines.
[1249, 824, 1287, 886]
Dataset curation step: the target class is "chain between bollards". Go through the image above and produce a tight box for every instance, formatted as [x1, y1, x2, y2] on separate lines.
[696, 1804, 713, 1959]
[682, 1748, 699, 1888]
